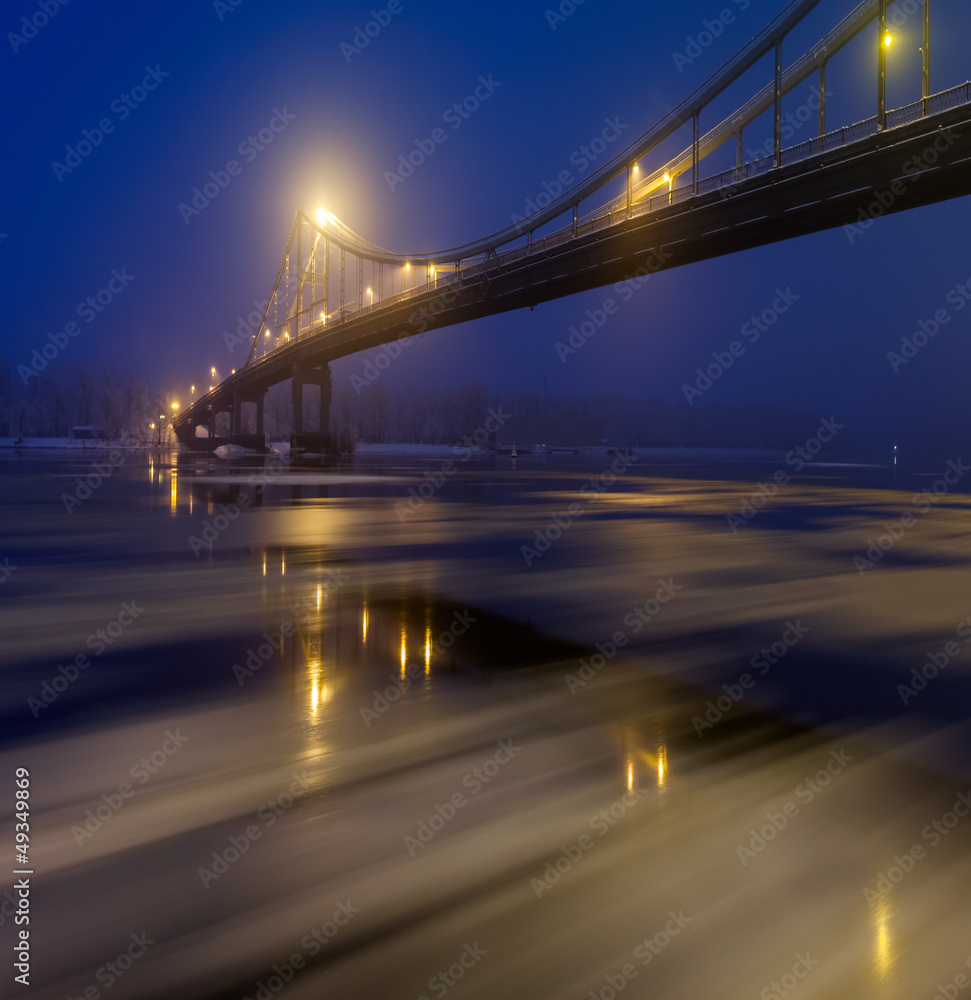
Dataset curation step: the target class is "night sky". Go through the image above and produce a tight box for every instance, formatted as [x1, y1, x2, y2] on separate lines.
[5, 0, 971, 456]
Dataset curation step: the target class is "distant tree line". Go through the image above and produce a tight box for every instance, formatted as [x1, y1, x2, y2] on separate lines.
[1, 360, 840, 453]
[0, 363, 157, 440]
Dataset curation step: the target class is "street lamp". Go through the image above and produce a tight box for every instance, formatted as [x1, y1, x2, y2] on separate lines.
[366, 286, 373, 307]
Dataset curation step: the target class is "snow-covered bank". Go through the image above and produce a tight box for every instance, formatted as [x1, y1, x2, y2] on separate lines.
[0, 437, 158, 450]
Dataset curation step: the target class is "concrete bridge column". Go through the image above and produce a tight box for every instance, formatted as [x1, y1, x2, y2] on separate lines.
[255, 393, 264, 439]
[290, 364, 331, 458]
[291, 374, 304, 435]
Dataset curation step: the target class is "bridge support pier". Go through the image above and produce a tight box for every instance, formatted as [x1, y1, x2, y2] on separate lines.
[230, 389, 268, 451]
[290, 364, 332, 458]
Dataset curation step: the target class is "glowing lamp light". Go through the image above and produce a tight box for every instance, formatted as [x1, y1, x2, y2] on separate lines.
[171, 402, 179, 410]
[884, 33, 893, 47]
[315, 207, 327, 224]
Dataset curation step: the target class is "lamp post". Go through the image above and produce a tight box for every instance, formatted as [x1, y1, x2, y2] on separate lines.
[878, 0, 889, 130]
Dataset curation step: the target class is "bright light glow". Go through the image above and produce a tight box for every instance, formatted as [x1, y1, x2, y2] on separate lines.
[315, 207, 327, 224]
[884, 33, 893, 46]
[211, 367, 216, 375]
[231, 369, 236, 374]
[663, 171, 670, 183]
[149, 422, 155, 430]
[362, 605, 369, 642]
[171, 402, 179, 410]
[170, 470, 177, 513]
[400, 630, 407, 674]
[405, 262, 411, 270]
[316, 584, 322, 611]
[190, 385, 195, 393]
[424, 626, 431, 673]
[633, 163, 639, 173]
[281, 554, 286, 576]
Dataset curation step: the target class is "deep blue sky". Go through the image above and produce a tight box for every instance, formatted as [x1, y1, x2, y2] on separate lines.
[4, 0, 970, 455]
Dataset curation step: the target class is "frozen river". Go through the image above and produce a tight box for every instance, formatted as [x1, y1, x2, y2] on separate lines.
[2, 446, 971, 999]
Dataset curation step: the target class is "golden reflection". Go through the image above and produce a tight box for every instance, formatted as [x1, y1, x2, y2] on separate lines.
[625, 753, 635, 792]
[424, 626, 431, 674]
[638, 746, 668, 789]
[262, 552, 267, 577]
[400, 629, 407, 676]
[169, 470, 177, 514]
[316, 584, 322, 611]
[362, 604, 369, 642]
[281, 553, 286, 576]
[873, 894, 894, 984]
[189, 489, 193, 515]
[148, 455, 155, 483]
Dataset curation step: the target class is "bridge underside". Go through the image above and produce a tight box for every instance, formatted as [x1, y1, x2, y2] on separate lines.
[175, 99, 971, 450]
